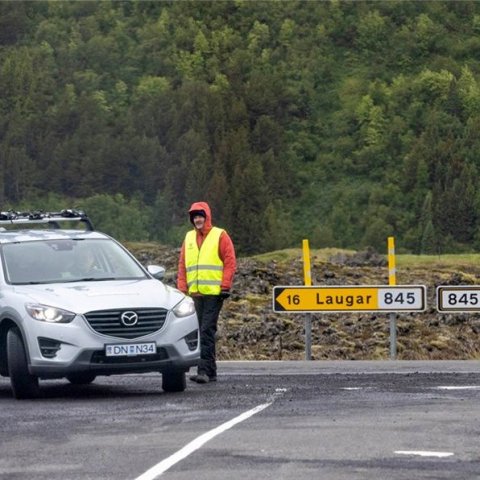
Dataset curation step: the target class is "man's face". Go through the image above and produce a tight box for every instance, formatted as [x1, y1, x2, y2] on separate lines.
[193, 214, 205, 230]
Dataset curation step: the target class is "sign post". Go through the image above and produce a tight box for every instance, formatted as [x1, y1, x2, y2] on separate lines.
[302, 239, 312, 360]
[388, 236, 397, 360]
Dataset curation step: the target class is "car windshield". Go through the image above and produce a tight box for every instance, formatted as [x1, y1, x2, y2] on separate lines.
[1, 238, 148, 285]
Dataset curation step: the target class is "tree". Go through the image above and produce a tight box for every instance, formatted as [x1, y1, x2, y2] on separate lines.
[418, 192, 437, 254]
[80, 193, 150, 241]
[228, 156, 270, 255]
[355, 10, 389, 55]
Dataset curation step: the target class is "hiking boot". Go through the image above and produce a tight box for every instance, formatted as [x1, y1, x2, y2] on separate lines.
[189, 373, 209, 384]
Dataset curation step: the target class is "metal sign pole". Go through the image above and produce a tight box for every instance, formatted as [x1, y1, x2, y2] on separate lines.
[388, 236, 397, 360]
[302, 239, 312, 360]
[305, 315, 312, 361]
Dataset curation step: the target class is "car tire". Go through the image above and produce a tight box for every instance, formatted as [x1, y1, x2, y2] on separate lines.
[66, 373, 97, 385]
[162, 369, 186, 392]
[7, 327, 40, 399]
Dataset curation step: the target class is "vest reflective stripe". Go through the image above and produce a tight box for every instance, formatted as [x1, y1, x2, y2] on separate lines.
[185, 227, 224, 295]
[187, 279, 221, 287]
[186, 265, 224, 272]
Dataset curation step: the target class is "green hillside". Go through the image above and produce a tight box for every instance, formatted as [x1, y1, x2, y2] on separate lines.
[2, 1, 480, 255]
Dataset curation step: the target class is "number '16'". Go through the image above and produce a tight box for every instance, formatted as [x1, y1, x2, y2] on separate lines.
[287, 294, 300, 305]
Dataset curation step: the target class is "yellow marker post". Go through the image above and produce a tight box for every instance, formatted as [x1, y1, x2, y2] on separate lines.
[388, 236, 396, 286]
[302, 239, 312, 287]
[302, 239, 312, 360]
[388, 236, 397, 360]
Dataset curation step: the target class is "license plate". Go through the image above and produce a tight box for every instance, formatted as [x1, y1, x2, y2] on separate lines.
[105, 342, 156, 357]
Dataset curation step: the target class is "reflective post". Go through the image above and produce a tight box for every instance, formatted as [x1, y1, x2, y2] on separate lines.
[388, 236, 397, 360]
[302, 239, 312, 360]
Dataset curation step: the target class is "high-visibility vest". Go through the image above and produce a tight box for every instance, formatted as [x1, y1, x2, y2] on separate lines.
[185, 227, 224, 295]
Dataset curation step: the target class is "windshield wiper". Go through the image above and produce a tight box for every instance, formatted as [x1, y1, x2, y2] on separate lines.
[78, 277, 117, 282]
[58, 277, 117, 283]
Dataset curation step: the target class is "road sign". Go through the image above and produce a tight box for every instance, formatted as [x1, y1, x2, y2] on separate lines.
[273, 285, 426, 313]
[436, 286, 480, 312]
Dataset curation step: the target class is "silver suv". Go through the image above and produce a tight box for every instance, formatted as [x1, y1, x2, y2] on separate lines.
[0, 210, 199, 399]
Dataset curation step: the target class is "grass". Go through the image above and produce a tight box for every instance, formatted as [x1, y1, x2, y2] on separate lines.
[126, 242, 480, 272]
[252, 248, 480, 269]
[252, 247, 355, 263]
[396, 253, 480, 268]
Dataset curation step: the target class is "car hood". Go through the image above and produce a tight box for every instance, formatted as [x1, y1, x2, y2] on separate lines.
[13, 279, 184, 314]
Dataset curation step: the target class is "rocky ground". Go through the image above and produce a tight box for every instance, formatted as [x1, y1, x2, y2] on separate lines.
[129, 243, 480, 361]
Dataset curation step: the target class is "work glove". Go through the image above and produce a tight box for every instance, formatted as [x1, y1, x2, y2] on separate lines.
[219, 289, 230, 300]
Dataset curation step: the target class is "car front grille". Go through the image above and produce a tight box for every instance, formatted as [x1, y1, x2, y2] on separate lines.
[84, 308, 168, 339]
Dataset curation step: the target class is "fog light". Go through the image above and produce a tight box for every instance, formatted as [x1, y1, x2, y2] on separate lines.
[184, 330, 198, 351]
[38, 337, 61, 358]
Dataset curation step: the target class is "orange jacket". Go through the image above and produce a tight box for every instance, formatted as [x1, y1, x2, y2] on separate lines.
[177, 201, 236, 294]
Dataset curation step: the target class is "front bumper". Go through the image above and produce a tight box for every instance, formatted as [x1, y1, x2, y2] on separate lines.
[30, 345, 199, 378]
[23, 311, 200, 378]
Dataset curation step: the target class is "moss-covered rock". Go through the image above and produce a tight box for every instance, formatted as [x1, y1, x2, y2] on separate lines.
[128, 243, 480, 360]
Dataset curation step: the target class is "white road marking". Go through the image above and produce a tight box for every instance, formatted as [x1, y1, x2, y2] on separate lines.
[135, 402, 272, 480]
[435, 386, 480, 390]
[341, 387, 362, 390]
[395, 450, 454, 458]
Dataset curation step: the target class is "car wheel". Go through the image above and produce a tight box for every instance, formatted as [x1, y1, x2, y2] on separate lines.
[66, 373, 97, 385]
[7, 327, 40, 399]
[162, 369, 186, 392]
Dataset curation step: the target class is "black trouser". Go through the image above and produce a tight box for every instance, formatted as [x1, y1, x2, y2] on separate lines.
[192, 295, 224, 378]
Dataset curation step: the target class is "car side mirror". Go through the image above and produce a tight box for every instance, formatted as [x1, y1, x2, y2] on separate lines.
[147, 265, 165, 280]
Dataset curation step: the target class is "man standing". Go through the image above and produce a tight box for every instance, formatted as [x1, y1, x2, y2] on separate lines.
[177, 201, 236, 384]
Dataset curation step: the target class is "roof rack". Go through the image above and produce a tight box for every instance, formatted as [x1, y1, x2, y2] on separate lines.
[0, 209, 94, 231]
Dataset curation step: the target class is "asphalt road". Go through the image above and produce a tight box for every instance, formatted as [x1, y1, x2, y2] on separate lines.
[0, 361, 479, 480]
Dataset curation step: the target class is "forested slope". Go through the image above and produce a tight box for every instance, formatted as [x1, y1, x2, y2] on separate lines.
[2, 1, 480, 255]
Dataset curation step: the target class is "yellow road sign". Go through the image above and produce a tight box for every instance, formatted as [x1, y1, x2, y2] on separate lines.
[273, 285, 426, 313]
[436, 286, 480, 312]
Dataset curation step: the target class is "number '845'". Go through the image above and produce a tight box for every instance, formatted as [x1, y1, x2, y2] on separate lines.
[447, 293, 478, 305]
[384, 292, 415, 304]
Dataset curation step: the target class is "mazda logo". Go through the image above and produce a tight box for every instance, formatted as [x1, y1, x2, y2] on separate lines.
[120, 311, 138, 326]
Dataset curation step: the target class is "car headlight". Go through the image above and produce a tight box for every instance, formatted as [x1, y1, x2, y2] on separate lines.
[172, 296, 196, 317]
[25, 304, 76, 323]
